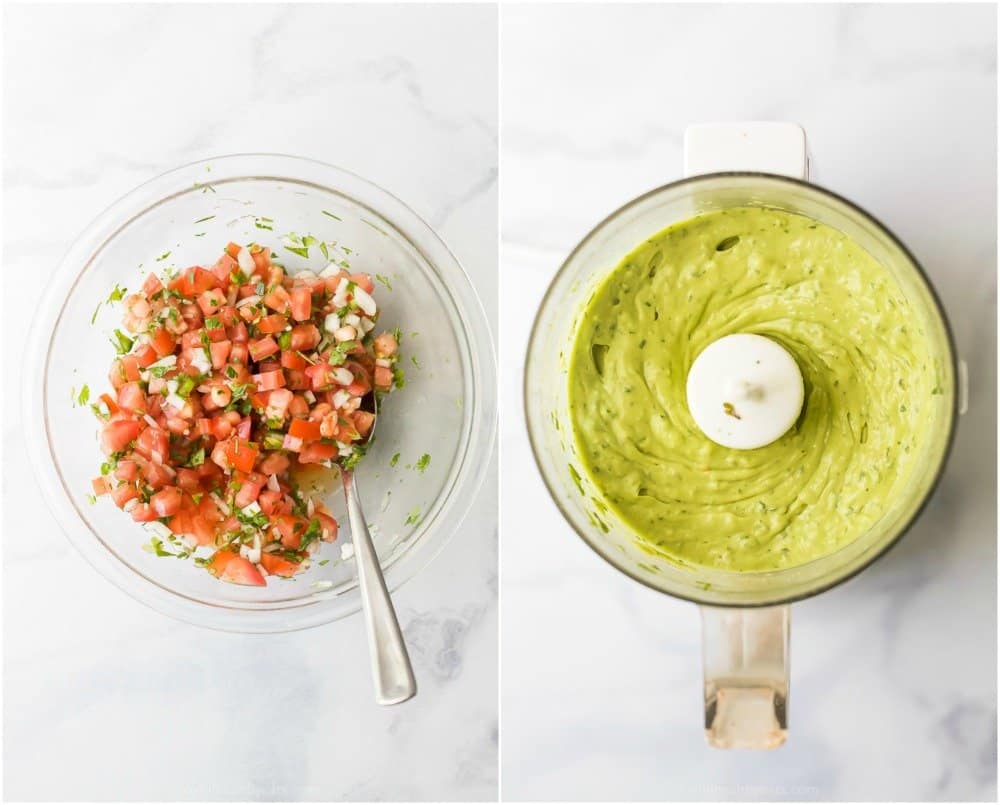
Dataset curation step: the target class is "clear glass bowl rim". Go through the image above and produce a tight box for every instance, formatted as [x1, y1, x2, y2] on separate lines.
[24, 153, 498, 632]
[524, 171, 959, 608]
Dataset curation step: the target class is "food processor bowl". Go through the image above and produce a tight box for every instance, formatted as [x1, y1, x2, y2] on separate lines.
[525, 172, 957, 609]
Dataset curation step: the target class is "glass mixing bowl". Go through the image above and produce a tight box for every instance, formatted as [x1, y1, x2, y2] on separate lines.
[525, 172, 957, 608]
[25, 154, 496, 633]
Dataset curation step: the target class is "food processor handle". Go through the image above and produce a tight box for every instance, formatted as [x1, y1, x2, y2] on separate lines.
[699, 605, 789, 749]
[684, 121, 805, 749]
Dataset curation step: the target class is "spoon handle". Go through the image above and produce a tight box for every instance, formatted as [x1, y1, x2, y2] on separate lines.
[342, 469, 417, 705]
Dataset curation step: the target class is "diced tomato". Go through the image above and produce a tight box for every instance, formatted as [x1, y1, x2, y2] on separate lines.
[258, 451, 291, 475]
[350, 273, 375, 294]
[133, 344, 159, 368]
[101, 420, 142, 455]
[285, 369, 309, 390]
[288, 395, 310, 417]
[290, 286, 312, 321]
[261, 552, 300, 578]
[373, 332, 398, 358]
[135, 427, 169, 462]
[149, 328, 176, 357]
[142, 461, 174, 490]
[130, 503, 159, 523]
[114, 459, 140, 482]
[374, 365, 394, 390]
[234, 472, 267, 508]
[91, 476, 111, 496]
[251, 246, 272, 273]
[175, 467, 203, 492]
[273, 515, 304, 548]
[298, 442, 337, 465]
[169, 266, 218, 297]
[262, 285, 291, 313]
[353, 410, 375, 439]
[257, 314, 287, 334]
[150, 486, 184, 517]
[197, 288, 226, 315]
[110, 483, 140, 509]
[117, 382, 146, 414]
[253, 370, 285, 391]
[143, 273, 164, 297]
[207, 551, 265, 586]
[211, 253, 239, 284]
[288, 417, 322, 442]
[289, 324, 320, 350]
[224, 438, 259, 473]
[248, 337, 279, 362]
[207, 339, 231, 370]
[280, 350, 308, 370]
[316, 511, 339, 542]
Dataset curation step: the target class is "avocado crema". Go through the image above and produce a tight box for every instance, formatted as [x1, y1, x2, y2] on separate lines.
[567, 207, 941, 572]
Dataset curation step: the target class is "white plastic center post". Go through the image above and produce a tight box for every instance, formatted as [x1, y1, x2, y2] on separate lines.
[686, 333, 804, 450]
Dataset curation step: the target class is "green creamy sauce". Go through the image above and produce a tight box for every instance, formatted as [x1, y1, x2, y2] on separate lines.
[568, 207, 939, 572]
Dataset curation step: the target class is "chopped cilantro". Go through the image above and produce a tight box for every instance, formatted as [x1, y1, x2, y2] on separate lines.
[107, 283, 128, 303]
[77, 385, 90, 406]
[299, 518, 322, 551]
[321, 210, 342, 221]
[194, 215, 215, 224]
[405, 508, 422, 526]
[415, 454, 431, 473]
[183, 446, 205, 468]
[110, 329, 134, 355]
[375, 274, 393, 290]
[390, 452, 400, 467]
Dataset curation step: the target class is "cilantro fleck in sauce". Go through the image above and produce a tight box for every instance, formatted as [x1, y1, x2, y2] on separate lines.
[568, 207, 940, 572]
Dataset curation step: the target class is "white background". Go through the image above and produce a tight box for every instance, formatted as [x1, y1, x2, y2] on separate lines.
[501, 3, 997, 802]
[3, 4, 497, 801]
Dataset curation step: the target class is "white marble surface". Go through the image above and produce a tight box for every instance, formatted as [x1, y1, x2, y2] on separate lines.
[501, 4, 996, 801]
[3, 4, 497, 801]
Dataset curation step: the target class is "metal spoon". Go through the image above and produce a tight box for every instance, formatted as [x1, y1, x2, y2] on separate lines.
[338, 394, 417, 705]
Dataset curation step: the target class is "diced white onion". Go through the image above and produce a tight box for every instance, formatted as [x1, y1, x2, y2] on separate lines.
[334, 326, 356, 343]
[236, 295, 261, 308]
[236, 247, 255, 274]
[123, 498, 139, 513]
[319, 263, 340, 278]
[190, 348, 212, 375]
[375, 358, 391, 368]
[344, 313, 361, 328]
[307, 498, 315, 517]
[227, 287, 238, 306]
[210, 493, 231, 515]
[359, 318, 376, 335]
[352, 286, 377, 316]
[338, 446, 353, 457]
[294, 269, 318, 281]
[166, 379, 179, 394]
[267, 474, 280, 493]
[332, 390, 351, 408]
[340, 543, 355, 561]
[332, 367, 354, 386]
[148, 355, 177, 370]
[165, 393, 186, 411]
[323, 313, 341, 333]
[241, 501, 262, 517]
[143, 414, 158, 428]
[304, 391, 316, 403]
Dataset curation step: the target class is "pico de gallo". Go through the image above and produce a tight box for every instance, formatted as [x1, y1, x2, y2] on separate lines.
[88, 241, 401, 586]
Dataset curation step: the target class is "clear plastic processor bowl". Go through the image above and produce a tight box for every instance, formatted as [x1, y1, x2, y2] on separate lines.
[25, 154, 496, 633]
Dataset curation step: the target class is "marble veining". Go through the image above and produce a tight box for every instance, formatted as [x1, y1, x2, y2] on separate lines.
[3, 3, 497, 801]
[500, 3, 996, 801]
